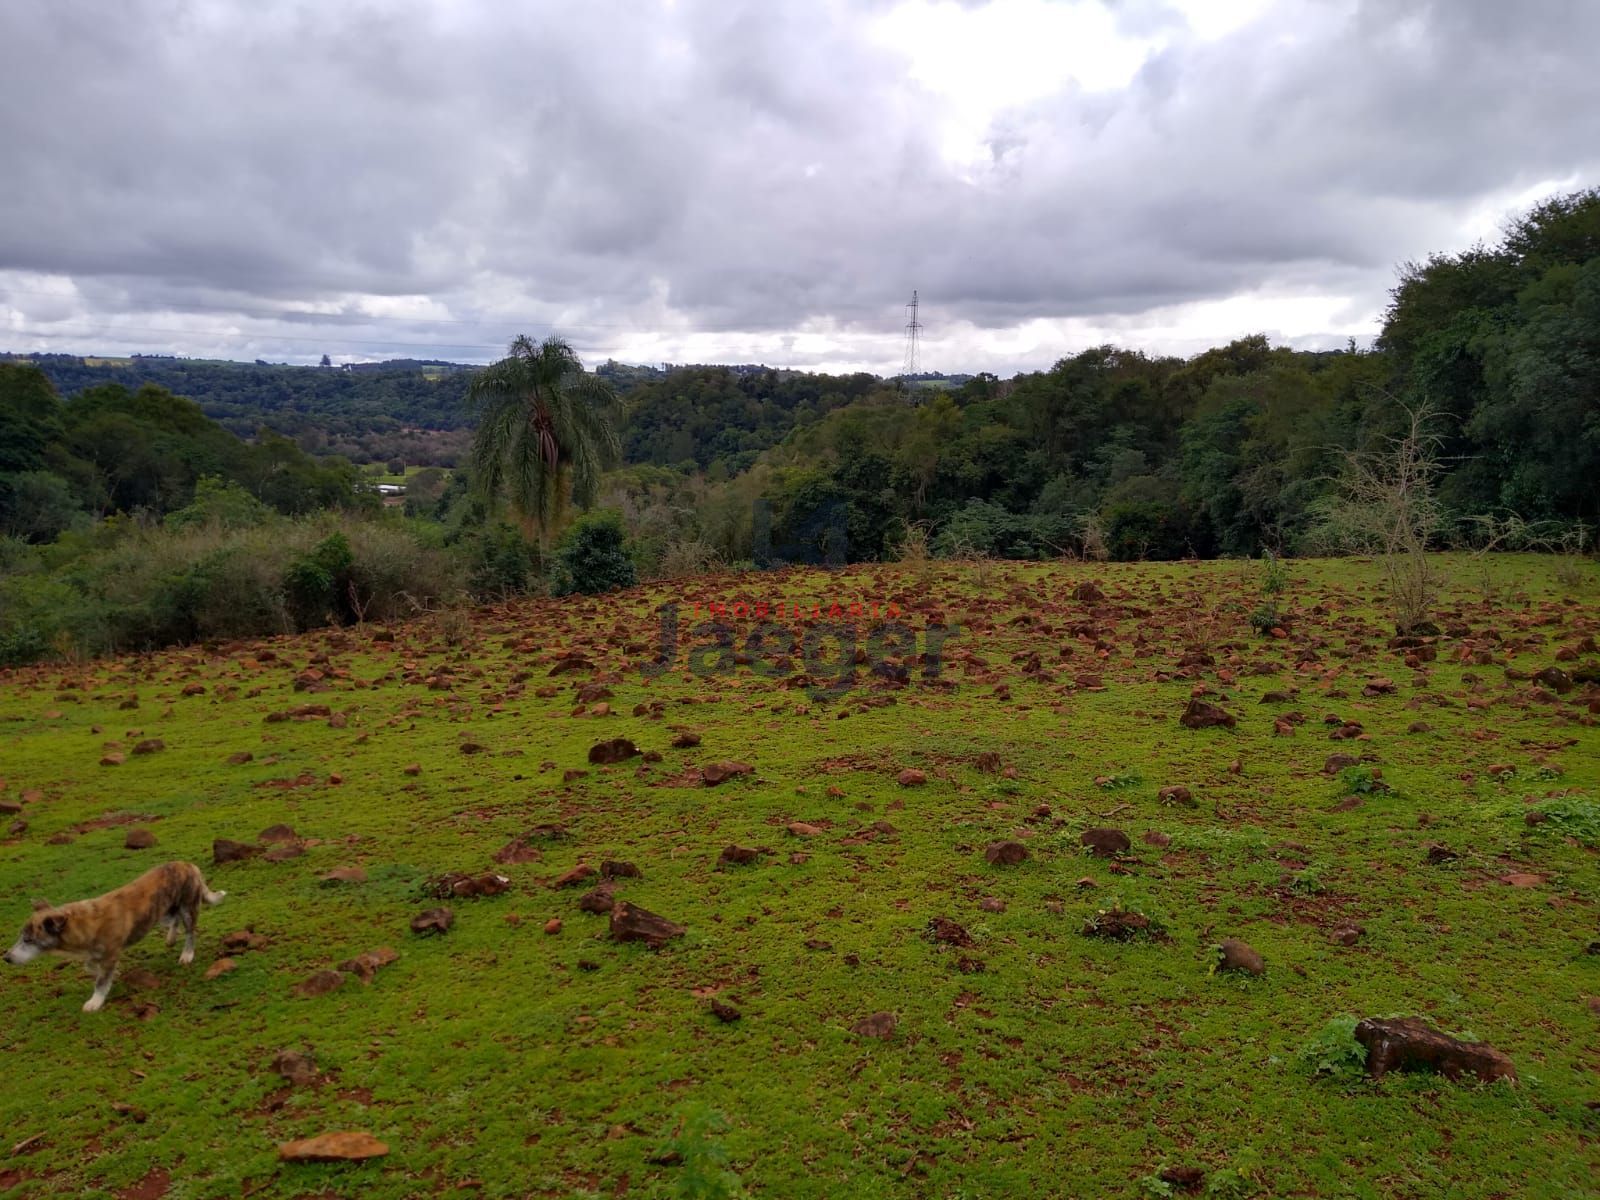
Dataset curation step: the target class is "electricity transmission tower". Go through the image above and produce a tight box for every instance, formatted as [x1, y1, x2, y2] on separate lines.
[901, 289, 922, 377]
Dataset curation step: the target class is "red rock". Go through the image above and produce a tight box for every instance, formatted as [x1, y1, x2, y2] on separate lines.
[204, 957, 237, 979]
[544, 918, 562, 935]
[1353, 1016, 1515, 1083]
[402, 762, 421, 776]
[787, 822, 822, 837]
[1499, 872, 1544, 888]
[1215, 938, 1265, 975]
[272, 1049, 318, 1086]
[100, 752, 125, 767]
[718, 845, 761, 867]
[850, 1011, 897, 1039]
[226, 751, 254, 765]
[277, 1131, 389, 1162]
[671, 732, 702, 748]
[259, 824, 298, 843]
[337, 946, 398, 983]
[1179, 699, 1236, 729]
[124, 828, 157, 850]
[1080, 828, 1130, 857]
[896, 768, 927, 786]
[551, 864, 596, 889]
[212, 838, 260, 864]
[130, 739, 165, 755]
[319, 867, 367, 885]
[701, 760, 754, 785]
[588, 737, 640, 765]
[1157, 785, 1193, 806]
[293, 970, 346, 998]
[926, 917, 975, 947]
[984, 840, 1028, 866]
[410, 908, 454, 935]
[609, 901, 685, 948]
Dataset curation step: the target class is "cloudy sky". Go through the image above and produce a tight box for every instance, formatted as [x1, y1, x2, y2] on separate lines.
[1, 0, 1596, 376]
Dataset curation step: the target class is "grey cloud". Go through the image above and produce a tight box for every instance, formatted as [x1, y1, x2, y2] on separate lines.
[1, 0, 1597, 373]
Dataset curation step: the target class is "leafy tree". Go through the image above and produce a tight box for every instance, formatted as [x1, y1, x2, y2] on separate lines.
[548, 509, 637, 595]
[466, 336, 623, 541]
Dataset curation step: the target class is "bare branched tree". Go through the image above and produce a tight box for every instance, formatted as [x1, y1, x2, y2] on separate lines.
[1314, 401, 1447, 635]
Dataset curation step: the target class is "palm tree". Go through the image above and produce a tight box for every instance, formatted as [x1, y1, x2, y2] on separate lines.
[466, 335, 623, 542]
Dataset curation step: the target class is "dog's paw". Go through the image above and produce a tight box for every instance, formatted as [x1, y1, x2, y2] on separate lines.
[179, 949, 195, 966]
[82, 996, 105, 1013]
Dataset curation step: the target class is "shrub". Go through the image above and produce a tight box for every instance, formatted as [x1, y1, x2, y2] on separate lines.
[283, 532, 355, 630]
[549, 509, 638, 596]
[464, 522, 541, 600]
[1296, 1015, 1368, 1080]
[165, 476, 271, 532]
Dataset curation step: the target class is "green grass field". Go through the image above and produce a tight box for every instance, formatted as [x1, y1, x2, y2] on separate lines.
[0, 554, 1596, 1199]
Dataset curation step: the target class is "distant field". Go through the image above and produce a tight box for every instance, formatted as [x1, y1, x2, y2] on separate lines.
[0, 555, 1596, 1198]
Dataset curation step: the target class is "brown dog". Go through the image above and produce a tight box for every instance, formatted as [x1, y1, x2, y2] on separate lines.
[3, 861, 226, 1012]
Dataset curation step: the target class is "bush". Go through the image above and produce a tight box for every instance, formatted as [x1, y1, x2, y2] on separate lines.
[549, 509, 638, 596]
[464, 522, 541, 600]
[283, 532, 355, 630]
[165, 476, 271, 531]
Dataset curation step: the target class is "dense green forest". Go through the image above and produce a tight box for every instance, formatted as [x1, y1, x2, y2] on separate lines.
[1, 189, 1595, 664]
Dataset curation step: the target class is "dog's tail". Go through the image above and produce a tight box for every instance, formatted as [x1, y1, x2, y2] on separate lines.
[203, 887, 227, 906]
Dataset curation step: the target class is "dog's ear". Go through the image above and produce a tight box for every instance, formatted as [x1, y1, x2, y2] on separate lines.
[30, 898, 52, 913]
[41, 913, 66, 937]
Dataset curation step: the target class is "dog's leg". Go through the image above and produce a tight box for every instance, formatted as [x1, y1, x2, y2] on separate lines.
[163, 916, 178, 946]
[179, 906, 197, 966]
[83, 956, 118, 1013]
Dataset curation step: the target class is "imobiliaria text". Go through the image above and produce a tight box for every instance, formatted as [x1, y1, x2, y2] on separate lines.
[681, 597, 907, 622]
[641, 598, 958, 699]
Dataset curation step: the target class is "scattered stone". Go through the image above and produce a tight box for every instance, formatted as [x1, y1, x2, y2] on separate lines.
[578, 884, 617, 914]
[272, 1050, 318, 1086]
[1331, 924, 1364, 946]
[984, 840, 1028, 866]
[1080, 828, 1130, 857]
[204, 957, 237, 979]
[850, 1011, 897, 1040]
[1353, 1016, 1515, 1083]
[1179, 699, 1236, 729]
[319, 867, 367, 885]
[1082, 908, 1156, 940]
[1499, 872, 1544, 888]
[1071, 581, 1105, 603]
[927, 916, 975, 947]
[220, 929, 269, 954]
[212, 838, 260, 864]
[600, 860, 641, 879]
[1142, 831, 1171, 848]
[718, 844, 761, 867]
[544, 918, 562, 935]
[588, 737, 640, 765]
[124, 828, 157, 850]
[259, 824, 298, 843]
[338, 946, 398, 983]
[430, 872, 512, 898]
[786, 822, 823, 837]
[701, 761, 754, 785]
[1215, 938, 1265, 976]
[293, 970, 346, 998]
[709, 999, 741, 1023]
[1157, 785, 1193, 806]
[609, 901, 686, 948]
[278, 1131, 389, 1162]
[978, 897, 1006, 913]
[1424, 843, 1458, 865]
[402, 763, 422, 776]
[1323, 754, 1361, 774]
[896, 768, 927, 786]
[264, 844, 305, 862]
[410, 908, 454, 936]
[227, 751, 254, 766]
[131, 739, 165, 756]
[100, 752, 125, 767]
[1159, 1166, 1206, 1194]
[1533, 666, 1573, 694]
[545, 863, 594, 890]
